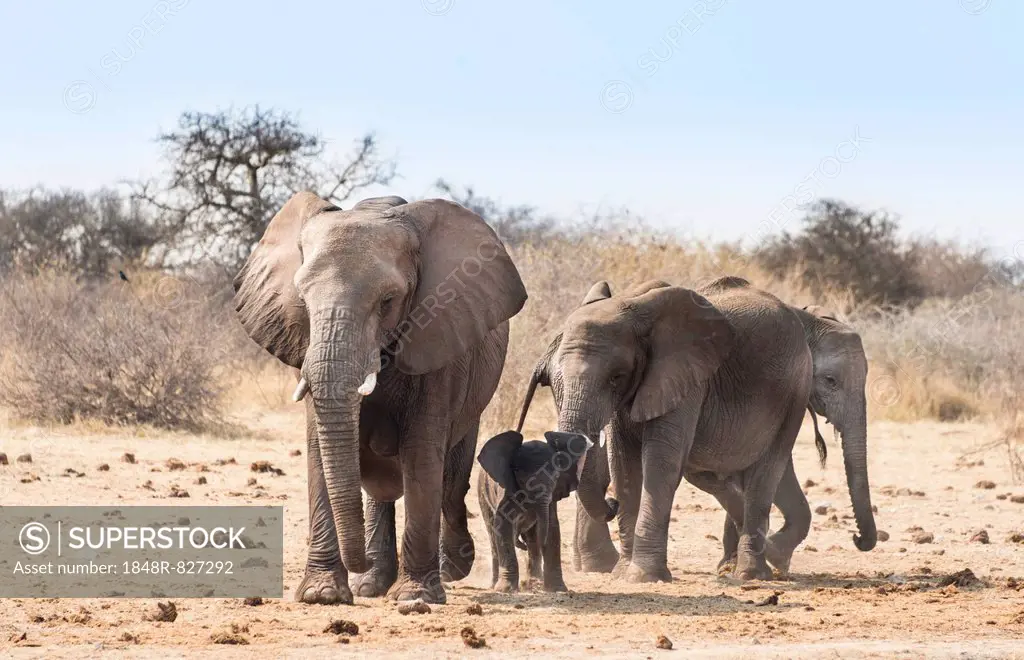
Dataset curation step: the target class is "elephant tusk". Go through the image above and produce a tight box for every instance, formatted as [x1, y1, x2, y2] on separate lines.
[357, 371, 378, 396]
[292, 377, 310, 402]
[599, 428, 607, 448]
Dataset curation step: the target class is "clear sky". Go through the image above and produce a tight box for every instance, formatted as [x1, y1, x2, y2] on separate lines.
[1, 0, 1021, 252]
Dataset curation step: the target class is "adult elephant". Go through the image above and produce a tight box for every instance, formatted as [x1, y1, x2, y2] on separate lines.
[234, 192, 527, 604]
[516, 277, 812, 581]
[704, 301, 876, 576]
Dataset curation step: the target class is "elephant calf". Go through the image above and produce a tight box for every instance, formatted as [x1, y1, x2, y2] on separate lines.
[477, 430, 592, 592]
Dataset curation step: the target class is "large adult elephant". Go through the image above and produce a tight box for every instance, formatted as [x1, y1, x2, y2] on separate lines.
[704, 301, 876, 576]
[234, 192, 527, 604]
[516, 277, 812, 581]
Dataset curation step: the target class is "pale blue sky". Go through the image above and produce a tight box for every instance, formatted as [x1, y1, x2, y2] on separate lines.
[1, 0, 1021, 252]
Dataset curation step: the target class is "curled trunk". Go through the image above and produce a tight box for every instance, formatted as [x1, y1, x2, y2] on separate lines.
[558, 408, 618, 522]
[306, 321, 370, 573]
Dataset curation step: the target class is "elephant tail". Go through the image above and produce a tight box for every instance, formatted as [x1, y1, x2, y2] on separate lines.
[808, 406, 827, 468]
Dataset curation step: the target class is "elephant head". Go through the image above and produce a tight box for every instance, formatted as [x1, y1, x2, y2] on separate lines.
[796, 305, 876, 552]
[478, 430, 592, 544]
[517, 280, 735, 523]
[233, 192, 527, 573]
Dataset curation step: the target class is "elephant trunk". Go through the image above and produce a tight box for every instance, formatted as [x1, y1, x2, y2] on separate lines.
[535, 499, 551, 547]
[840, 403, 876, 552]
[305, 317, 371, 574]
[558, 406, 618, 523]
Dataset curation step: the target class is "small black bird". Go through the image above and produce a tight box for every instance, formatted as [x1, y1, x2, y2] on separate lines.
[118, 270, 130, 282]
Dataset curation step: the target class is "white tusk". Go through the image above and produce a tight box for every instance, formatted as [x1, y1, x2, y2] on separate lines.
[598, 429, 607, 448]
[357, 371, 378, 396]
[292, 377, 309, 402]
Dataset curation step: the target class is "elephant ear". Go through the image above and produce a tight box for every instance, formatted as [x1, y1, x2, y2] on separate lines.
[544, 431, 593, 479]
[581, 281, 612, 305]
[388, 199, 527, 374]
[233, 191, 339, 368]
[478, 431, 524, 491]
[627, 286, 736, 423]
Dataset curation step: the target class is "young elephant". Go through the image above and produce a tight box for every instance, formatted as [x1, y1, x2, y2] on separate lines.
[477, 430, 593, 592]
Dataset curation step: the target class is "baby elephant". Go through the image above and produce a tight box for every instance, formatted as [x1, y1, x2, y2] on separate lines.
[477, 430, 592, 592]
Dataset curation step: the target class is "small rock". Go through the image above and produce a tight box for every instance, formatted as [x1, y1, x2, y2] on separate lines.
[97, 463, 110, 472]
[461, 626, 486, 649]
[804, 545, 818, 552]
[168, 485, 190, 498]
[877, 530, 890, 542]
[289, 449, 302, 457]
[912, 531, 934, 544]
[397, 599, 431, 615]
[0, 453, 8, 465]
[814, 505, 830, 515]
[165, 458, 187, 471]
[243, 597, 263, 606]
[119, 632, 139, 644]
[1008, 533, 1024, 544]
[323, 620, 359, 636]
[215, 458, 237, 466]
[975, 480, 996, 489]
[251, 461, 284, 476]
[938, 568, 981, 588]
[656, 635, 673, 650]
[465, 604, 483, 615]
[195, 476, 207, 485]
[144, 601, 177, 622]
[705, 534, 719, 541]
[970, 530, 990, 544]
[247, 477, 258, 486]
[210, 632, 249, 645]
[755, 592, 780, 607]
[803, 479, 817, 488]
[16, 454, 32, 464]
[1011, 495, 1024, 504]
[997, 493, 1009, 500]
[122, 453, 136, 464]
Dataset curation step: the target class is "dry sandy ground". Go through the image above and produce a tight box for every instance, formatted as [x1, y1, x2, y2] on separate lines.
[1, 410, 1023, 658]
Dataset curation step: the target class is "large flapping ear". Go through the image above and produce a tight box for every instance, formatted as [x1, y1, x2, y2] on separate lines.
[387, 200, 527, 374]
[581, 281, 612, 305]
[233, 191, 339, 368]
[478, 431, 524, 491]
[627, 286, 736, 422]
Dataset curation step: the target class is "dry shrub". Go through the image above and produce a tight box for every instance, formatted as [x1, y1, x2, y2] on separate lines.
[0, 270, 242, 430]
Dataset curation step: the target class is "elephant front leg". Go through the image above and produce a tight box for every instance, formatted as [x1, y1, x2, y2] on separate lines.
[440, 427, 477, 582]
[297, 418, 352, 605]
[573, 507, 619, 573]
[349, 498, 398, 597]
[388, 442, 447, 603]
[610, 428, 642, 576]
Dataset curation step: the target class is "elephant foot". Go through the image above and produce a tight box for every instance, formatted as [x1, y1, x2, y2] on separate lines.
[623, 562, 672, 584]
[439, 535, 475, 582]
[578, 549, 620, 574]
[543, 578, 568, 593]
[295, 568, 353, 605]
[388, 574, 447, 604]
[611, 557, 630, 578]
[350, 564, 398, 598]
[493, 577, 519, 594]
[734, 555, 773, 581]
[717, 553, 738, 577]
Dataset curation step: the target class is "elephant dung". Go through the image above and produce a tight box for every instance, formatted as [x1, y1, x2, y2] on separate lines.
[656, 635, 673, 650]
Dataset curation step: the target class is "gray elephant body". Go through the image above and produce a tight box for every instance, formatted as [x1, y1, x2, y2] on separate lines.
[476, 431, 590, 593]
[234, 193, 526, 605]
[520, 277, 813, 581]
[701, 302, 876, 575]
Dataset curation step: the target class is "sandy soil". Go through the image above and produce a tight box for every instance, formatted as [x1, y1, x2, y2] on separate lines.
[1, 411, 1023, 658]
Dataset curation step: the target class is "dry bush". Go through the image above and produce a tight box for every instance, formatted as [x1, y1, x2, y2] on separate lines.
[0, 270, 244, 430]
[855, 288, 1024, 422]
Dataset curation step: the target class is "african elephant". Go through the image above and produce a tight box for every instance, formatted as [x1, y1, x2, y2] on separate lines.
[516, 276, 812, 581]
[233, 192, 527, 604]
[705, 302, 876, 576]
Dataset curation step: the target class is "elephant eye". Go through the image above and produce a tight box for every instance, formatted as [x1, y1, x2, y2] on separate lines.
[380, 293, 395, 314]
[823, 375, 838, 389]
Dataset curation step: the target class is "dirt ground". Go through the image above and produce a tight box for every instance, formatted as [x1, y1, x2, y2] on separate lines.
[1, 410, 1023, 658]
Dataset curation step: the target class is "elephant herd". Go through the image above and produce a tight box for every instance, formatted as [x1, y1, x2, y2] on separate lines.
[232, 192, 875, 605]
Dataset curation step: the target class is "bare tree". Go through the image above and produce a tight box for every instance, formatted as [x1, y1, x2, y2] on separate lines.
[134, 106, 397, 269]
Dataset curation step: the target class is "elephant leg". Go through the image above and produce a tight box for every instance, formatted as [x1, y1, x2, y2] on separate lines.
[541, 504, 568, 592]
[624, 412, 694, 584]
[525, 525, 543, 581]
[685, 471, 744, 575]
[490, 500, 521, 593]
[297, 411, 352, 604]
[349, 498, 397, 597]
[735, 405, 804, 581]
[440, 425, 477, 582]
[764, 458, 810, 576]
[388, 435, 447, 603]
